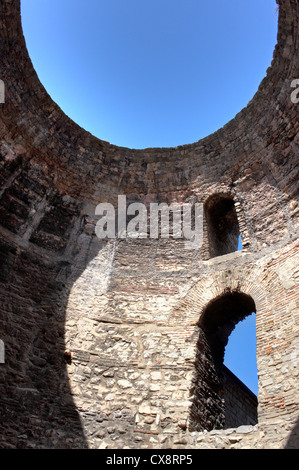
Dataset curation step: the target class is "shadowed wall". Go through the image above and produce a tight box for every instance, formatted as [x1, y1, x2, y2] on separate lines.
[0, 0, 298, 449]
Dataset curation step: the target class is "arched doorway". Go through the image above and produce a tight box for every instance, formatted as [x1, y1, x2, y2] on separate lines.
[189, 289, 258, 431]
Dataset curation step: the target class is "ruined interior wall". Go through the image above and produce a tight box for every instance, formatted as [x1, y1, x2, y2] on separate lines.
[222, 366, 258, 429]
[0, 0, 298, 449]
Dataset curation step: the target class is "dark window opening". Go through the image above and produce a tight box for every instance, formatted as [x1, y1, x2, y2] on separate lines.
[189, 290, 258, 432]
[205, 194, 240, 258]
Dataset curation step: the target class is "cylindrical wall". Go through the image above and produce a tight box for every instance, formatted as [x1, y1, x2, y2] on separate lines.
[0, 0, 298, 449]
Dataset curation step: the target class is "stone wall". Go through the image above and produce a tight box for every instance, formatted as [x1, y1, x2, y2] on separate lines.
[0, 0, 298, 449]
[222, 366, 258, 429]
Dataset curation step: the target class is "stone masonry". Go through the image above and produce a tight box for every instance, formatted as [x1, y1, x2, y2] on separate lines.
[0, 0, 298, 449]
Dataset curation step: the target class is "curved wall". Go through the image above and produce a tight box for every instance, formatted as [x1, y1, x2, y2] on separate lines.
[0, 0, 298, 449]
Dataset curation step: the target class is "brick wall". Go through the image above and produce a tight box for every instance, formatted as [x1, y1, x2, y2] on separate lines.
[222, 365, 258, 429]
[0, 0, 298, 449]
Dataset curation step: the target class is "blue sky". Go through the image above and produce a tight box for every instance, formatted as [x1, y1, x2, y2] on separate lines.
[21, 1, 278, 395]
[224, 310, 257, 394]
[21, 0, 278, 150]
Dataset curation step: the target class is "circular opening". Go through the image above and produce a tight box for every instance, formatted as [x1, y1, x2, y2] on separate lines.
[21, 0, 278, 149]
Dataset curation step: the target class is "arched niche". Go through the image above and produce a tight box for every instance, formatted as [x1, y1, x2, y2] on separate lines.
[204, 194, 240, 259]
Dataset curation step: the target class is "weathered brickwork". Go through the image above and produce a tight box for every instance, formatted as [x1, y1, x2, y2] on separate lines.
[0, 0, 298, 449]
[222, 366, 258, 429]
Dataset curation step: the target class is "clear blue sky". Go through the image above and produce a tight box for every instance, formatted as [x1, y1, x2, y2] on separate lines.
[221, 237, 258, 396]
[224, 311, 258, 395]
[21, 0, 278, 150]
[21, 1, 278, 395]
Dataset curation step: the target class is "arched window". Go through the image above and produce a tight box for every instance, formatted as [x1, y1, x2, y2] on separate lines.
[205, 194, 240, 258]
[189, 290, 258, 431]
[224, 312, 257, 395]
[223, 312, 258, 428]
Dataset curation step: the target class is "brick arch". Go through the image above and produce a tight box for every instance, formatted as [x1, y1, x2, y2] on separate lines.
[189, 288, 257, 431]
[174, 262, 286, 327]
[173, 261, 289, 431]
